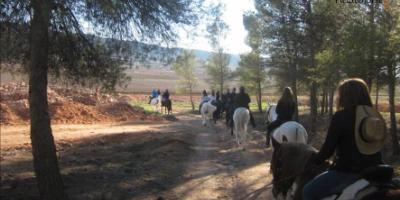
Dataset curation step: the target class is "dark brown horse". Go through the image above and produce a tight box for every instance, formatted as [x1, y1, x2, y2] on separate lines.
[270, 142, 400, 200]
[161, 99, 172, 115]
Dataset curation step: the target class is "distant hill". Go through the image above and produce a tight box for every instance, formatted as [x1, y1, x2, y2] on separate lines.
[102, 38, 240, 69]
[191, 49, 240, 68]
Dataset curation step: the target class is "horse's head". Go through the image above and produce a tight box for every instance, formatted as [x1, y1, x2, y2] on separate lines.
[270, 143, 319, 198]
[271, 121, 308, 144]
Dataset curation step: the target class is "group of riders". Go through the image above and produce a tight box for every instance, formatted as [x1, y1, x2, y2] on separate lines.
[199, 87, 256, 131]
[148, 78, 398, 199]
[148, 89, 170, 103]
[150, 78, 398, 199]
[262, 79, 398, 200]
[148, 89, 171, 111]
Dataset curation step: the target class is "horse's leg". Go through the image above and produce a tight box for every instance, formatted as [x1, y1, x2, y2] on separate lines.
[243, 123, 247, 145]
[208, 114, 212, 127]
[234, 122, 241, 146]
[202, 114, 207, 126]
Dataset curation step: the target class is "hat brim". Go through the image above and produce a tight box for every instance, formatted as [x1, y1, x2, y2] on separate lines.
[354, 106, 387, 155]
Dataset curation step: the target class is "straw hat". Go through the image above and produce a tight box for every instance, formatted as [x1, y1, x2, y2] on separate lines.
[354, 105, 387, 155]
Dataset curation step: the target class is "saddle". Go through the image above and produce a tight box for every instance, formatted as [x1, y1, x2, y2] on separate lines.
[361, 165, 393, 184]
[319, 165, 396, 200]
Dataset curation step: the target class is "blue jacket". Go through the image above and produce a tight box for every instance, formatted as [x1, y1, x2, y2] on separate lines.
[151, 90, 158, 98]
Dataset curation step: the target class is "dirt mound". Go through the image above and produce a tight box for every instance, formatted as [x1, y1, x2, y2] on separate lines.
[0, 82, 163, 125]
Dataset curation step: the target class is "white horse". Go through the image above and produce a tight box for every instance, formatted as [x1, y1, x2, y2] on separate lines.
[150, 95, 162, 112]
[265, 104, 278, 124]
[200, 101, 217, 127]
[271, 121, 308, 144]
[233, 107, 250, 147]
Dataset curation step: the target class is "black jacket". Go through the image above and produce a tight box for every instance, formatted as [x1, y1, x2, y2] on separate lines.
[276, 100, 295, 121]
[234, 92, 251, 109]
[162, 92, 170, 100]
[314, 109, 383, 173]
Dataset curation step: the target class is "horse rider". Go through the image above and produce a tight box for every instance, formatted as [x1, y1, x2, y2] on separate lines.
[209, 89, 216, 102]
[231, 87, 237, 100]
[157, 89, 161, 96]
[162, 89, 170, 102]
[213, 91, 222, 121]
[266, 87, 296, 147]
[222, 88, 230, 112]
[303, 78, 387, 200]
[225, 88, 237, 126]
[199, 90, 210, 113]
[148, 89, 159, 104]
[230, 86, 256, 129]
[162, 89, 170, 105]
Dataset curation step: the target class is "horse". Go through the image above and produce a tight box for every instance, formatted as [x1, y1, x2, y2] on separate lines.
[270, 121, 308, 145]
[200, 101, 217, 127]
[150, 95, 162, 112]
[161, 98, 172, 115]
[211, 99, 223, 122]
[224, 100, 234, 127]
[232, 107, 250, 147]
[270, 142, 400, 200]
[265, 104, 278, 125]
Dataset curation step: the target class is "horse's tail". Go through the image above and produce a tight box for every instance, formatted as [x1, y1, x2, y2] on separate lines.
[233, 108, 250, 134]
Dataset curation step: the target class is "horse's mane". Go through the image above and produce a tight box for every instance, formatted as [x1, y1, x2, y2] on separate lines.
[271, 142, 330, 199]
[271, 143, 316, 197]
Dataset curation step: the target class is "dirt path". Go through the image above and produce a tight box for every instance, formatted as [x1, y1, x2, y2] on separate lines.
[168, 114, 273, 200]
[1, 113, 273, 200]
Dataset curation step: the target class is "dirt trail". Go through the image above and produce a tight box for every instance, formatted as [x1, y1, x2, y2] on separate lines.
[168, 114, 273, 200]
[1, 113, 273, 200]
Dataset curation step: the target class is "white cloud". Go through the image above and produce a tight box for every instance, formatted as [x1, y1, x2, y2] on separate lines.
[175, 0, 255, 54]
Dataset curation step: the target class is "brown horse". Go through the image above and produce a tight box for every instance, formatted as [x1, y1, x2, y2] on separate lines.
[161, 99, 172, 115]
[270, 142, 400, 200]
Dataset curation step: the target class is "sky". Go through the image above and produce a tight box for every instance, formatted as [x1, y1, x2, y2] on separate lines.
[175, 0, 255, 55]
[81, 0, 255, 55]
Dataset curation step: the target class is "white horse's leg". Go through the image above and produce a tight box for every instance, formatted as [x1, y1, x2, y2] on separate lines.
[235, 122, 241, 146]
[208, 113, 213, 127]
[202, 113, 207, 126]
[243, 123, 248, 145]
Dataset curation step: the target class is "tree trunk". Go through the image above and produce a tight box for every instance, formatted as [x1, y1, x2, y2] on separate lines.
[189, 88, 194, 111]
[257, 79, 262, 113]
[320, 88, 326, 116]
[328, 84, 334, 119]
[291, 71, 299, 121]
[219, 50, 224, 93]
[303, 0, 317, 135]
[29, 0, 68, 199]
[375, 78, 380, 110]
[388, 65, 399, 155]
[310, 82, 318, 135]
[325, 90, 329, 116]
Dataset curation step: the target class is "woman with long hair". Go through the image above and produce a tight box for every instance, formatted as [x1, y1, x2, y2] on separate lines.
[303, 78, 386, 200]
[266, 87, 296, 146]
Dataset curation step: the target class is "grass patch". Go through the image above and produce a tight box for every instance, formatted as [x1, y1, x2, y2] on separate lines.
[130, 100, 195, 114]
[129, 101, 163, 116]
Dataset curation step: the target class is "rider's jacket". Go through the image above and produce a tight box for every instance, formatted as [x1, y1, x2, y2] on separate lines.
[276, 99, 295, 121]
[233, 92, 251, 109]
[162, 92, 170, 100]
[314, 108, 383, 173]
[208, 95, 216, 102]
[200, 96, 210, 103]
[151, 90, 158, 98]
